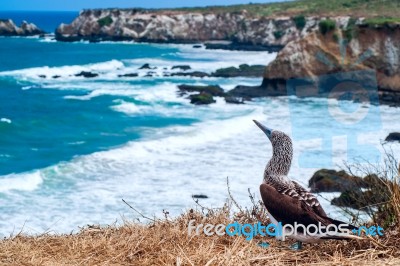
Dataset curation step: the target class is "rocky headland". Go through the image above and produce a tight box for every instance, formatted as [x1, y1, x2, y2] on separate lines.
[55, 9, 324, 51]
[0, 19, 44, 36]
[259, 20, 400, 106]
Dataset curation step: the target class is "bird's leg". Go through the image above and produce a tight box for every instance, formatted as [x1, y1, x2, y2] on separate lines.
[290, 241, 303, 250]
[257, 241, 270, 248]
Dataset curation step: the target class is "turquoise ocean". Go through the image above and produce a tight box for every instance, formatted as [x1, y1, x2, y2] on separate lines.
[0, 12, 399, 236]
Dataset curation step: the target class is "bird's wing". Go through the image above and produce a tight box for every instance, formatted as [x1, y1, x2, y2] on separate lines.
[273, 178, 327, 217]
[259, 183, 331, 228]
[291, 181, 327, 217]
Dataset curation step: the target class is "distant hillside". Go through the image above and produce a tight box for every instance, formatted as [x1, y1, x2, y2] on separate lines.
[170, 0, 400, 18]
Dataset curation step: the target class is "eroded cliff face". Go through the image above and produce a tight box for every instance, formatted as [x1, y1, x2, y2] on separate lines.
[0, 19, 44, 36]
[261, 25, 400, 103]
[55, 9, 348, 47]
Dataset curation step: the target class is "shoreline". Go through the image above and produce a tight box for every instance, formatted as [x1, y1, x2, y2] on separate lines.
[1, 36, 399, 107]
[0, 34, 282, 52]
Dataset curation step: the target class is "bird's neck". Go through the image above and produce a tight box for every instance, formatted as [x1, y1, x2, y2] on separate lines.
[265, 146, 293, 178]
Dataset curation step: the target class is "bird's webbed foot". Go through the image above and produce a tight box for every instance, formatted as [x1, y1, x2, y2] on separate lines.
[290, 241, 303, 250]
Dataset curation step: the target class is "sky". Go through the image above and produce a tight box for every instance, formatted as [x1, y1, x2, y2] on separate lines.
[0, 0, 288, 12]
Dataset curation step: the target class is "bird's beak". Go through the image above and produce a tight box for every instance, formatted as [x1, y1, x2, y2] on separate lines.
[253, 120, 272, 139]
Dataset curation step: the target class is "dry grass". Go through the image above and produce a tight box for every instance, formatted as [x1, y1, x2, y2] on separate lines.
[2, 156, 399, 265]
[1, 201, 400, 266]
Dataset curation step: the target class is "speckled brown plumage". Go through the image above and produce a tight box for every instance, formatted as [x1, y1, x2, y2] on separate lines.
[262, 128, 326, 217]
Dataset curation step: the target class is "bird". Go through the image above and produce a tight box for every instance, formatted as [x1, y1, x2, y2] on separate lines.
[253, 120, 360, 249]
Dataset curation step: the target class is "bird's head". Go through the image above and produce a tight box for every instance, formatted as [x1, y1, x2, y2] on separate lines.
[253, 120, 293, 176]
[253, 120, 292, 148]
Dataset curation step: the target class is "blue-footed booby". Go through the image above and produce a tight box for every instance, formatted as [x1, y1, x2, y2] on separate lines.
[253, 120, 360, 249]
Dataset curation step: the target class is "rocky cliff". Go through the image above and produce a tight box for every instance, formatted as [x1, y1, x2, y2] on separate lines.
[260, 22, 400, 104]
[0, 19, 44, 36]
[55, 9, 346, 49]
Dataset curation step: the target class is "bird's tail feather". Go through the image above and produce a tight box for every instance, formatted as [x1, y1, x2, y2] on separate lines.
[321, 234, 363, 241]
[324, 217, 358, 230]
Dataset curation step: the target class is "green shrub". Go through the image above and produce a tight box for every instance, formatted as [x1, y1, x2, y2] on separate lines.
[293, 15, 306, 30]
[333, 32, 339, 42]
[273, 30, 284, 39]
[98, 16, 113, 27]
[363, 17, 400, 27]
[343, 28, 352, 41]
[240, 20, 247, 31]
[342, 17, 357, 41]
[319, 19, 336, 35]
[347, 17, 357, 28]
[342, 2, 353, 8]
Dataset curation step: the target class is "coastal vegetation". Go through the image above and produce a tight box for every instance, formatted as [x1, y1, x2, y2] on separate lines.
[97, 16, 113, 27]
[343, 17, 357, 41]
[292, 15, 306, 30]
[273, 30, 284, 39]
[318, 19, 336, 35]
[363, 16, 400, 27]
[1, 157, 399, 265]
[172, 0, 400, 18]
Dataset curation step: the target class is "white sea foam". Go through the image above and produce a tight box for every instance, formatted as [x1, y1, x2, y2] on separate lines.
[0, 118, 11, 124]
[111, 100, 144, 115]
[0, 49, 273, 84]
[38, 37, 57, 43]
[0, 171, 43, 193]
[63, 86, 139, 100]
[68, 141, 86, 145]
[123, 49, 275, 75]
[0, 60, 124, 81]
[61, 81, 193, 105]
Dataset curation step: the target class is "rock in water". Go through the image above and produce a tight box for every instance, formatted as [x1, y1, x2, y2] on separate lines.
[212, 64, 265, 77]
[75, 71, 99, 78]
[118, 73, 138, 77]
[385, 132, 400, 142]
[178, 84, 225, 96]
[190, 92, 216, 105]
[224, 96, 245, 104]
[171, 65, 191, 71]
[192, 194, 208, 199]
[308, 169, 365, 193]
[0, 19, 44, 36]
[171, 71, 210, 78]
[139, 63, 154, 70]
